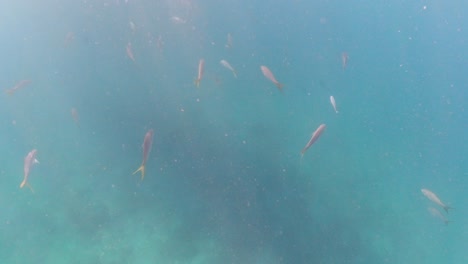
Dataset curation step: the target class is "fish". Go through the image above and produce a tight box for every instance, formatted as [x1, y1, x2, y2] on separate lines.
[428, 207, 449, 225]
[260, 65, 283, 91]
[133, 129, 154, 180]
[129, 21, 136, 33]
[341, 52, 349, 69]
[64, 31, 75, 47]
[301, 124, 326, 157]
[71, 107, 79, 127]
[220, 59, 237, 78]
[156, 35, 164, 51]
[330, 96, 338, 113]
[5, 80, 31, 95]
[20, 149, 39, 192]
[126, 42, 135, 62]
[194, 59, 205, 87]
[421, 188, 452, 213]
[225, 33, 233, 48]
[171, 16, 186, 24]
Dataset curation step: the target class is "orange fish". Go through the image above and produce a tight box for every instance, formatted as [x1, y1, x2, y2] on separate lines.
[133, 129, 154, 180]
[5, 80, 31, 95]
[20, 149, 39, 192]
[260, 65, 283, 91]
[301, 124, 326, 157]
[341, 52, 349, 69]
[194, 59, 205, 87]
[126, 42, 135, 62]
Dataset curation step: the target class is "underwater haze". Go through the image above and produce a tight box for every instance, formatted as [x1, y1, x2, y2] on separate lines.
[1, 0, 467, 263]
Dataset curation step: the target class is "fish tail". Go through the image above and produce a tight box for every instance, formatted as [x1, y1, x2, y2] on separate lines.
[5, 89, 13, 95]
[20, 180, 26, 188]
[444, 205, 453, 213]
[20, 181, 35, 193]
[300, 148, 306, 157]
[233, 71, 238, 78]
[133, 164, 145, 181]
[276, 82, 284, 91]
[194, 78, 200, 88]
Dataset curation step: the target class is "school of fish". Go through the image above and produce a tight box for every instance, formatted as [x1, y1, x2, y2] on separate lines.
[4, 17, 456, 230]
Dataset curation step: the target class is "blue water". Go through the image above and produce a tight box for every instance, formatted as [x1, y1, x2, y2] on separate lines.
[1, 0, 467, 263]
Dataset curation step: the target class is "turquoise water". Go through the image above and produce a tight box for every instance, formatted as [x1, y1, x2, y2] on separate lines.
[1, 1, 466, 263]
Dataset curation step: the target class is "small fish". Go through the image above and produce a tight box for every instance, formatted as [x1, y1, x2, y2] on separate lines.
[156, 35, 164, 51]
[341, 52, 349, 69]
[129, 21, 136, 33]
[330, 96, 338, 113]
[71, 107, 79, 127]
[260, 65, 283, 91]
[133, 129, 154, 180]
[194, 59, 205, 87]
[225, 33, 233, 48]
[301, 124, 326, 157]
[220, 59, 237, 78]
[428, 207, 449, 225]
[20, 149, 39, 192]
[421, 188, 452, 213]
[126, 42, 135, 62]
[64, 31, 75, 47]
[5, 80, 31, 95]
[171, 16, 186, 24]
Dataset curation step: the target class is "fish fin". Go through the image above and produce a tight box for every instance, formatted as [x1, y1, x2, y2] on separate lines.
[133, 165, 145, 181]
[34, 159, 39, 164]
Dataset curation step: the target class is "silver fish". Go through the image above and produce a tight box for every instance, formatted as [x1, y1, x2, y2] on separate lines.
[20, 149, 39, 191]
[220, 59, 237, 78]
[421, 188, 452, 213]
[330, 95, 338, 113]
[301, 124, 326, 157]
[428, 207, 449, 225]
